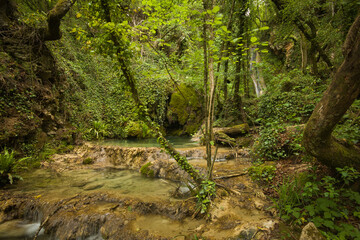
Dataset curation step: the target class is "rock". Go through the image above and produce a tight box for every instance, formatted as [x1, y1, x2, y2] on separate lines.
[84, 183, 104, 191]
[172, 186, 191, 199]
[238, 227, 257, 240]
[253, 199, 264, 210]
[299, 222, 326, 240]
[262, 220, 277, 231]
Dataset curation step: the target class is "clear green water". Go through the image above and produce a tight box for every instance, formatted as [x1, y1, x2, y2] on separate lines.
[1, 168, 178, 239]
[6, 168, 178, 201]
[97, 136, 199, 148]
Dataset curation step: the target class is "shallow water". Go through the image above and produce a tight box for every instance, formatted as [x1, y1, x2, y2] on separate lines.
[1, 168, 178, 239]
[6, 168, 178, 201]
[0, 220, 47, 240]
[0, 219, 103, 240]
[97, 136, 199, 148]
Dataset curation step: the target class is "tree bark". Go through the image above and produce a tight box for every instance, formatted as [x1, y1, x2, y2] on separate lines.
[300, 32, 308, 73]
[303, 15, 360, 171]
[39, 0, 76, 41]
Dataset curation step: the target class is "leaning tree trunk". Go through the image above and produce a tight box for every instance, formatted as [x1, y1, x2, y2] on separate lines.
[39, 0, 76, 41]
[303, 14, 360, 171]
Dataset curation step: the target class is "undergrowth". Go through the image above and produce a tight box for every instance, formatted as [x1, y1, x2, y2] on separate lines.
[272, 166, 360, 239]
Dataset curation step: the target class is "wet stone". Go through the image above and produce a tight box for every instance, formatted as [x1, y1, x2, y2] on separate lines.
[84, 183, 105, 191]
[238, 227, 257, 240]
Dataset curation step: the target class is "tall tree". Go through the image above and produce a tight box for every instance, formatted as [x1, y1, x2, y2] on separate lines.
[303, 14, 360, 171]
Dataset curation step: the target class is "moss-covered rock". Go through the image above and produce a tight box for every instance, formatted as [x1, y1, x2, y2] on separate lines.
[167, 84, 203, 135]
[82, 157, 94, 165]
[140, 162, 155, 177]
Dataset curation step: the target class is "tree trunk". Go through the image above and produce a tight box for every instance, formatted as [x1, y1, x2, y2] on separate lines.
[39, 0, 77, 41]
[303, 15, 360, 171]
[300, 32, 308, 73]
[223, 58, 229, 101]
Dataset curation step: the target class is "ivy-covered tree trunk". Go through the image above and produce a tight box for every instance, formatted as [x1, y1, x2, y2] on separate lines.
[303, 14, 360, 171]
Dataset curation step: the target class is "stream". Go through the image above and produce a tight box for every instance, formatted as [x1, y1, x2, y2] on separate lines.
[0, 137, 276, 240]
[97, 136, 199, 148]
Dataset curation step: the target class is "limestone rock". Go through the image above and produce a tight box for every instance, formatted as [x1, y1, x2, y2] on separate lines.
[299, 222, 326, 240]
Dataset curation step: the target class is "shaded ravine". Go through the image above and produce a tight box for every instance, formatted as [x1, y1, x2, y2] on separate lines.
[0, 141, 277, 240]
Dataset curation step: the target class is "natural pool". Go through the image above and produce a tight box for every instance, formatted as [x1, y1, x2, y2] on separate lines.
[5, 168, 178, 201]
[1, 167, 180, 239]
[97, 136, 199, 148]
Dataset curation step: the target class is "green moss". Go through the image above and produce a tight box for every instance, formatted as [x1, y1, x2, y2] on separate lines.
[140, 162, 154, 177]
[82, 157, 94, 165]
[167, 84, 203, 135]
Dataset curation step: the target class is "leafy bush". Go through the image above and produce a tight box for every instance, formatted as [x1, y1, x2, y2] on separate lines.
[334, 99, 360, 145]
[257, 69, 323, 125]
[126, 121, 155, 138]
[248, 163, 276, 184]
[196, 180, 216, 214]
[272, 167, 360, 239]
[85, 120, 109, 140]
[252, 122, 304, 161]
[0, 148, 29, 186]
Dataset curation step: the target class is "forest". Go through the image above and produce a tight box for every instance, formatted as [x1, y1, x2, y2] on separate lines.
[0, 0, 360, 239]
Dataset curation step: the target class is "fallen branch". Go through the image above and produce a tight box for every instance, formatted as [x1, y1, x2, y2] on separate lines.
[213, 172, 247, 179]
[215, 182, 241, 196]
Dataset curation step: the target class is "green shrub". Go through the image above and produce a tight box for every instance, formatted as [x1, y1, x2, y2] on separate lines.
[252, 123, 304, 161]
[0, 148, 29, 186]
[86, 120, 109, 140]
[248, 163, 276, 184]
[126, 121, 154, 138]
[334, 100, 360, 145]
[257, 69, 323, 125]
[272, 167, 360, 239]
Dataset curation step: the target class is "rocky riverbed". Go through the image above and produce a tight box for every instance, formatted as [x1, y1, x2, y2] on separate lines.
[0, 142, 278, 240]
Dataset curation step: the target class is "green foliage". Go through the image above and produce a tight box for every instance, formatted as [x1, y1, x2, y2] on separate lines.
[272, 167, 360, 239]
[126, 121, 155, 139]
[167, 84, 203, 135]
[334, 100, 360, 145]
[248, 163, 276, 184]
[82, 157, 94, 165]
[258, 70, 323, 124]
[86, 121, 109, 140]
[252, 122, 304, 161]
[0, 148, 29, 186]
[196, 180, 216, 214]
